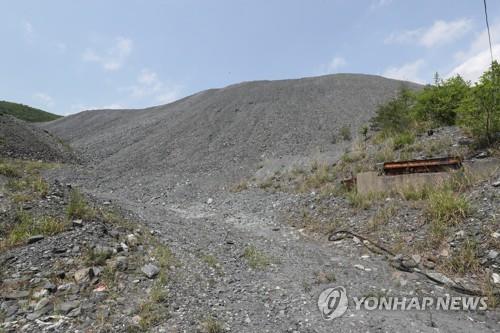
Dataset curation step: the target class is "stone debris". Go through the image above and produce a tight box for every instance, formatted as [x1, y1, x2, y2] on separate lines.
[141, 263, 160, 279]
[27, 235, 44, 244]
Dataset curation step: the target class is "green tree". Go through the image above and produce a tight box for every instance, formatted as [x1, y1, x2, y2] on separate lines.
[413, 75, 470, 127]
[371, 86, 415, 134]
[458, 61, 500, 145]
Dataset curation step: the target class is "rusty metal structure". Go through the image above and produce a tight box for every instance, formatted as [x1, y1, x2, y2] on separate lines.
[383, 156, 462, 176]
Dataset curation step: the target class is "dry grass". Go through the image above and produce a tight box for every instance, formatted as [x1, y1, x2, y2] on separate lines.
[396, 185, 432, 201]
[346, 190, 384, 210]
[443, 239, 481, 276]
[427, 189, 470, 242]
[243, 245, 271, 269]
[201, 316, 224, 333]
[296, 162, 335, 193]
[230, 179, 249, 192]
[367, 204, 396, 231]
[66, 189, 95, 220]
[0, 162, 21, 178]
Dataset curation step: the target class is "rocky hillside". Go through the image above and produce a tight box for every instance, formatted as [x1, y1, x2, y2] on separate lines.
[43, 74, 420, 195]
[0, 115, 74, 163]
[2, 73, 498, 332]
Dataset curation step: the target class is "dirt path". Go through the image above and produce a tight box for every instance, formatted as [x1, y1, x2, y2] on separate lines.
[71, 175, 498, 332]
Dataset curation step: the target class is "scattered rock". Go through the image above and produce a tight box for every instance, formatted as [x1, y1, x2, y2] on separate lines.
[402, 257, 418, 269]
[126, 234, 138, 247]
[32, 289, 49, 299]
[1, 290, 30, 300]
[491, 273, 500, 285]
[27, 235, 44, 244]
[43, 282, 57, 292]
[72, 219, 83, 227]
[487, 250, 498, 260]
[492, 179, 500, 187]
[34, 297, 51, 311]
[475, 151, 489, 159]
[74, 268, 91, 283]
[115, 256, 128, 271]
[117, 242, 129, 252]
[91, 266, 103, 277]
[426, 272, 456, 287]
[411, 254, 421, 265]
[55, 300, 80, 314]
[94, 245, 114, 259]
[141, 263, 160, 279]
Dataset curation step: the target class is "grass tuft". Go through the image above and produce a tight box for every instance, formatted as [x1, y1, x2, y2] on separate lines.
[66, 189, 95, 220]
[427, 189, 470, 242]
[201, 316, 224, 333]
[243, 245, 270, 269]
[0, 211, 67, 251]
[0, 162, 21, 178]
[444, 239, 480, 276]
[230, 180, 248, 192]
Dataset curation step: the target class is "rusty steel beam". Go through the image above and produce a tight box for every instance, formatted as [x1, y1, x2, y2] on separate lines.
[383, 156, 462, 175]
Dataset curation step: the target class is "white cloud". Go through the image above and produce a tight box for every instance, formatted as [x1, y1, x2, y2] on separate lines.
[370, 0, 393, 9]
[127, 68, 181, 104]
[318, 56, 347, 74]
[382, 59, 425, 83]
[327, 57, 347, 72]
[385, 18, 472, 48]
[420, 19, 472, 47]
[22, 20, 35, 42]
[33, 92, 54, 108]
[82, 37, 133, 71]
[448, 22, 500, 82]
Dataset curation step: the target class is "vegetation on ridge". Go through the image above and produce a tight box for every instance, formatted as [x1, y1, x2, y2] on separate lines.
[0, 100, 61, 122]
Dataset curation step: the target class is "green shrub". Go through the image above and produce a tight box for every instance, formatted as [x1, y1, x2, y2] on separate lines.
[413, 74, 470, 127]
[339, 125, 352, 141]
[392, 132, 415, 149]
[457, 61, 500, 146]
[371, 87, 415, 134]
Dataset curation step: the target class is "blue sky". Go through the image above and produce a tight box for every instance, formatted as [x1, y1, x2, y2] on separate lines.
[1, 0, 500, 115]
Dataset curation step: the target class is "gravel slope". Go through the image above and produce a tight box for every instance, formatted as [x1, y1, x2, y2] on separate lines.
[40, 74, 499, 332]
[44, 74, 418, 197]
[0, 114, 74, 162]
